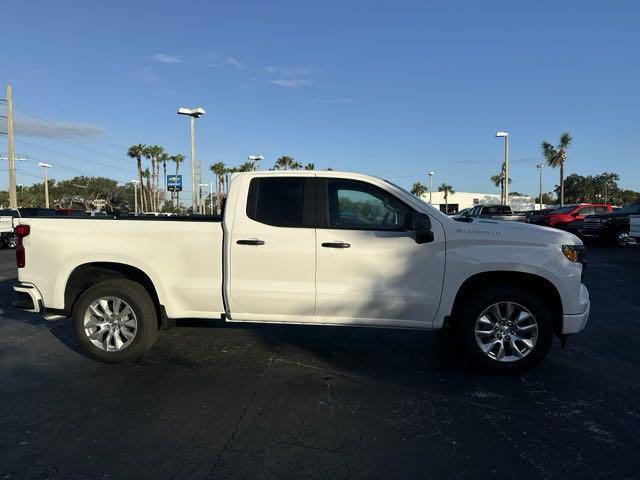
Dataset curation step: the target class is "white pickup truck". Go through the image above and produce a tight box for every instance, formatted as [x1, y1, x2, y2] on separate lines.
[9, 171, 590, 372]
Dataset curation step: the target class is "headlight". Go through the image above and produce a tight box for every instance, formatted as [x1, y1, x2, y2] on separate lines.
[562, 244, 586, 264]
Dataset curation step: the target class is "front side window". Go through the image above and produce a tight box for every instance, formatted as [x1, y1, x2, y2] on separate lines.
[326, 180, 412, 230]
[246, 177, 308, 227]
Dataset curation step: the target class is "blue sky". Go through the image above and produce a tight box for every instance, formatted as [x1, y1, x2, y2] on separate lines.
[1, 0, 639, 198]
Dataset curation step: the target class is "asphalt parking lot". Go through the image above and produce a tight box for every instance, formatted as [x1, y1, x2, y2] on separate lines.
[1, 246, 639, 480]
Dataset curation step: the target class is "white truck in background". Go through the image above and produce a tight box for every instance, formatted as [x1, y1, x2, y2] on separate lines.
[10, 171, 590, 373]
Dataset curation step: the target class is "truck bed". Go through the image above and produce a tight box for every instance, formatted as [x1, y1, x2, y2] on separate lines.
[15, 217, 225, 319]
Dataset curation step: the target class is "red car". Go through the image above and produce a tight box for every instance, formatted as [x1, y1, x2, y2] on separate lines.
[545, 203, 612, 229]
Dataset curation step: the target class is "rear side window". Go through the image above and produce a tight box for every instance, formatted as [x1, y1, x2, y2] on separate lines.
[246, 177, 312, 227]
[578, 207, 595, 216]
[594, 206, 609, 214]
[483, 206, 510, 214]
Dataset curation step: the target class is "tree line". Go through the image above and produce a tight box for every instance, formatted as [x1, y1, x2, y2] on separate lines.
[409, 132, 639, 207]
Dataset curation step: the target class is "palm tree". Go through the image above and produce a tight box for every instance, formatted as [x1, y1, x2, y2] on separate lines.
[438, 183, 454, 213]
[144, 145, 165, 211]
[490, 164, 511, 205]
[127, 144, 146, 212]
[273, 156, 296, 170]
[239, 157, 261, 172]
[411, 182, 427, 197]
[210, 162, 226, 214]
[542, 132, 572, 206]
[170, 154, 184, 209]
[304, 163, 315, 170]
[160, 151, 169, 191]
[142, 168, 151, 212]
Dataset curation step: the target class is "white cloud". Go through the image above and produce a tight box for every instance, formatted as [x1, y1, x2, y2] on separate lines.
[265, 65, 314, 76]
[270, 78, 314, 88]
[208, 55, 246, 70]
[151, 53, 183, 64]
[14, 117, 107, 139]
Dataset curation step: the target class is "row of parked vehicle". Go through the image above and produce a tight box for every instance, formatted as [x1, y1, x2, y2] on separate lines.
[453, 202, 640, 246]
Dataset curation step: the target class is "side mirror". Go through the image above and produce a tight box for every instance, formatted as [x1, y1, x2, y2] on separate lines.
[404, 212, 434, 244]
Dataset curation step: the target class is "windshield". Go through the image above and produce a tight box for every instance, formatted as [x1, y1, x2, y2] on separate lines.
[551, 205, 577, 214]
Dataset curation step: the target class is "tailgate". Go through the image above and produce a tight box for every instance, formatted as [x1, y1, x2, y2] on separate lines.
[0, 216, 15, 233]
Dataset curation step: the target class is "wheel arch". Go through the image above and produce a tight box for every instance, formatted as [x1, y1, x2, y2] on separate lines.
[449, 271, 564, 335]
[63, 262, 167, 328]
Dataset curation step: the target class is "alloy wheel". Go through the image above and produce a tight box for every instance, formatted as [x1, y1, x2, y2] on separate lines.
[474, 301, 539, 362]
[83, 296, 138, 352]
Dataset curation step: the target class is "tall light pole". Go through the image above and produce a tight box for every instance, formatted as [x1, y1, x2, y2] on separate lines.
[177, 107, 206, 213]
[198, 183, 209, 214]
[495, 131, 509, 205]
[428, 172, 434, 204]
[130, 180, 140, 214]
[536, 164, 544, 210]
[37, 162, 52, 208]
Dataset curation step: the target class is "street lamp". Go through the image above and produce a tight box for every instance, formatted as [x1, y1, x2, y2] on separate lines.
[428, 172, 435, 204]
[130, 180, 140, 214]
[198, 183, 209, 215]
[37, 162, 52, 208]
[536, 164, 544, 210]
[177, 106, 206, 213]
[495, 131, 509, 205]
[248, 154, 263, 169]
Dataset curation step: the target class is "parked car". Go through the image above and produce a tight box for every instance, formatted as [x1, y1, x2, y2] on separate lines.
[539, 204, 613, 229]
[10, 171, 589, 373]
[565, 219, 584, 238]
[461, 204, 527, 222]
[582, 202, 640, 246]
[526, 208, 557, 225]
[55, 208, 88, 217]
[1, 208, 58, 248]
[0, 209, 19, 248]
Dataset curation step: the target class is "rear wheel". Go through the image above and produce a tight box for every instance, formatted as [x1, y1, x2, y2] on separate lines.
[614, 229, 629, 247]
[72, 279, 158, 363]
[455, 285, 554, 373]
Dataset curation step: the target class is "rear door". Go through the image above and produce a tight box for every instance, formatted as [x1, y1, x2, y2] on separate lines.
[226, 176, 317, 321]
[314, 178, 445, 327]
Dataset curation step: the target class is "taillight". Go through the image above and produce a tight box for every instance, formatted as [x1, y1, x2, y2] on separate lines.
[15, 224, 30, 268]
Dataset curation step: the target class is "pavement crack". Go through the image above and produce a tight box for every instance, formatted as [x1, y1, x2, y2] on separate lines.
[206, 326, 289, 478]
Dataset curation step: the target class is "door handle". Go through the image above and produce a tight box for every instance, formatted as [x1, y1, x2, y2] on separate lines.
[237, 239, 265, 246]
[321, 242, 350, 248]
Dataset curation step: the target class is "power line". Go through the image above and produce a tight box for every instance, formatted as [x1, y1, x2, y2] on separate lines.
[14, 138, 133, 175]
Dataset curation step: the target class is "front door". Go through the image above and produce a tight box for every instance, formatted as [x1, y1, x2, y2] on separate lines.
[227, 176, 317, 321]
[314, 178, 445, 327]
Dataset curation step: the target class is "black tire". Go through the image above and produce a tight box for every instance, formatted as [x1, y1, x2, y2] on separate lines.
[72, 279, 159, 363]
[454, 285, 554, 373]
[613, 229, 629, 247]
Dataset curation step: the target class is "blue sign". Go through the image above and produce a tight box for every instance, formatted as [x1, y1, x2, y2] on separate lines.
[167, 175, 182, 192]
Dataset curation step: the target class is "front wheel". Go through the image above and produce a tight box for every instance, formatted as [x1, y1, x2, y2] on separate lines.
[72, 279, 159, 363]
[454, 286, 554, 373]
[614, 229, 629, 247]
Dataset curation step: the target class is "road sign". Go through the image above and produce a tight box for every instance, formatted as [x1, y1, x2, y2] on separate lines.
[167, 174, 183, 192]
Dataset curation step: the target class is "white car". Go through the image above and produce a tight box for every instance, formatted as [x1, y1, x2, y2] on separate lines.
[9, 171, 590, 372]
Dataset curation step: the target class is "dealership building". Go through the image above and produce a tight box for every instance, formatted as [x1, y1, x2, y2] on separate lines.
[421, 191, 538, 214]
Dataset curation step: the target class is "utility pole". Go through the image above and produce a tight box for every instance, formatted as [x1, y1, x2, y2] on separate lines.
[536, 163, 544, 210]
[38, 163, 52, 208]
[210, 181, 214, 214]
[495, 131, 509, 205]
[131, 180, 140, 214]
[6, 85, 17, 208]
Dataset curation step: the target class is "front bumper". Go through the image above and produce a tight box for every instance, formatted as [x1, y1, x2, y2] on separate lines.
[561, 283, 590, 334]
[13, 282, 44, 313]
